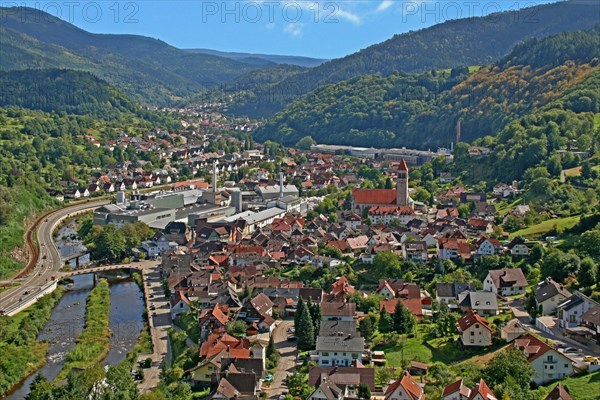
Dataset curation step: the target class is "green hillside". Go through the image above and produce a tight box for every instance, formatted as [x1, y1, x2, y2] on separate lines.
[0, 69, 139, 118]
[0, 7, 269, 105]
[254, 26, 600, 149]
[230, 0, 600, 118]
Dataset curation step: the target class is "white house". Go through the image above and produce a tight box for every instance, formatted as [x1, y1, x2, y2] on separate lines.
[475, 237, 503, 256]
[384, 371, 424, 400]
[141, 240, 160, 258]
[156, 237, 179, 254]
[467, 379, 497, 400]
[442, 379, 471, 400]
[307, 377, 345, 400]
[170, 291, 191, 319]
[457, 311, 493, 347]
[534, 278, 572, 316]
[557, 291, 600, 328]
[508, 237, 529, 257]
[514, 334, 573, 385]
[483, 269, 528, 296]
[315, 336, 364, 367]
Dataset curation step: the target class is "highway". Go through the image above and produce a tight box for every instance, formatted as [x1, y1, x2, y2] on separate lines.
[0, 200, 109, 313]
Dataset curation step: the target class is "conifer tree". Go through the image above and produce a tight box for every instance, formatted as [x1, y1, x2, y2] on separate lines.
[393, 301, 415, 334]
[297, 299, 315, 350]
[378, 308, 393, 333]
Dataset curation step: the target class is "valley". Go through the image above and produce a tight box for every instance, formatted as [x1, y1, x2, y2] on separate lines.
[0, 2, 599, 400]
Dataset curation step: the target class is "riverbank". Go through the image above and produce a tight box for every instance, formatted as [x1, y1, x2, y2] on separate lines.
[55, 279, 111, 382]
[0, 286, 65, 396]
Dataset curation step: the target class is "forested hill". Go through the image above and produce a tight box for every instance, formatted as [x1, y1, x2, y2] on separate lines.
[0, 7, 270, 106]
[254, 26, 600, 149]
[231, 0, 600, 118]
[0, 69, 140, 118]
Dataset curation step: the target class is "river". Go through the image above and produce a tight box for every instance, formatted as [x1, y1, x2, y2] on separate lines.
[4, 224, 145, 399]
[54, 221, 90, 268]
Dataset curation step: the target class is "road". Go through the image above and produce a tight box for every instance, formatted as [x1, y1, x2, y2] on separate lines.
[0, 200, 109, 313]
[0, 198, 172, 392]
[268, 320, 297, 399]
[510, 298, 600, 363]
[137, 264, 172, 393]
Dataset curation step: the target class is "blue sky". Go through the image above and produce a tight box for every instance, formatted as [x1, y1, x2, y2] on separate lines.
[3, 0, 560, 58]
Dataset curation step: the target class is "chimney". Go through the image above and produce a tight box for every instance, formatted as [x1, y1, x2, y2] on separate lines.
[212, 161, 218, 193]
[279, 172, 284, 199]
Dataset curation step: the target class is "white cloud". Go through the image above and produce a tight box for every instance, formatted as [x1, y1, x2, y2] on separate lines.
[375, 0, 394, 13]
[335, 7, 362, 25]
[284, 22, 304, 37]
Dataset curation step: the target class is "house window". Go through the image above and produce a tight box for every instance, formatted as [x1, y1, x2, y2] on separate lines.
[322, 352, 329, 356]
[564, 364, 569, 368]
[471, 332, 475, 336]
[475, 324, 480, 328]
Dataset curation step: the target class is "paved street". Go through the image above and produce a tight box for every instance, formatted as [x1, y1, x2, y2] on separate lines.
[510, 298, 600, 362]
[0, 200, 108, 313]
[137, 265, 172, 393]
[268, 320, 297, 399]
[0, 197, 172, 393]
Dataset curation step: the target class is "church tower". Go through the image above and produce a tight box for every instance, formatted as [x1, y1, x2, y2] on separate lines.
[396, 159, 409, 207]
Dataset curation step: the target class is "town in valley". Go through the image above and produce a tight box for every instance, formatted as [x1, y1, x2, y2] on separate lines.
[0, 2, 599, 400]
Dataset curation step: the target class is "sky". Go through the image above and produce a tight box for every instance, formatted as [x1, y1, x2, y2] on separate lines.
[2, 0, 561, 59]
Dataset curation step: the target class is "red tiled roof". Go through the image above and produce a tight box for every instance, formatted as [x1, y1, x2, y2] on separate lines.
[208, 254, 229, 265]
[514, 333, 565, 363]
[457, 310, 493, 332]
[352, 188, 397, 205]
[443, 379, 471, 398]
[385, 371, 423, 400]
[468, 379, 497, 400]
[379, 298, 423, 319]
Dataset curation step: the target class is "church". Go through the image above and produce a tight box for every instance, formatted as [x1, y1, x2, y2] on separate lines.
[352, 159, 413, 212]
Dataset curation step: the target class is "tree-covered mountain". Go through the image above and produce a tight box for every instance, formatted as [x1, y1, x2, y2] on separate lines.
[0, 7, 275, 105]
[231, 0, 600, 118]
[254, 26, 600, 149]
[185, 49, 327, 68]
[0, 69, 140, 117]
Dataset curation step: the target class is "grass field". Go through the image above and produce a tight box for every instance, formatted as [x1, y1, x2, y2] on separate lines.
[532, 371, 600, 400]
[510, 215, 582, 239]
[563, 166, 583, 177]
[495, 198, 522, 216]
[55, 279, 111, 381]
[373, 324, 503, 367]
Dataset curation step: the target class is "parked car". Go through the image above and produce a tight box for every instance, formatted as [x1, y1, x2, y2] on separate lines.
[583, 355, 598, 363]
[287, 335, 297, 342]
[563, 347, 578, 353]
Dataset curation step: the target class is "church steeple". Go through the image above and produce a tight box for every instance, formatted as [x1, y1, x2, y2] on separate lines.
[396, 159, 409, 207]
